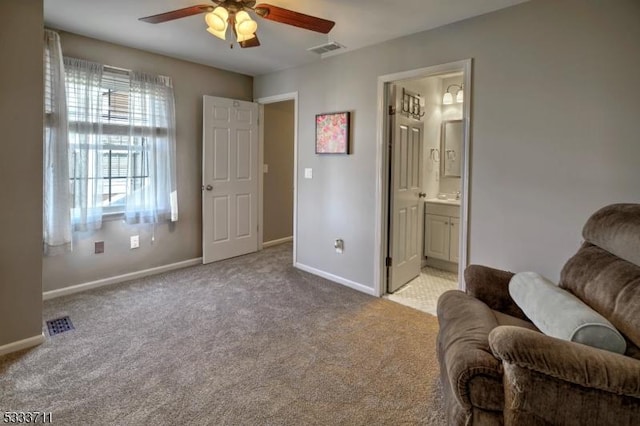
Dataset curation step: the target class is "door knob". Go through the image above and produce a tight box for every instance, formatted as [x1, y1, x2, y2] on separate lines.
[418, 192, 426, 198]
[205, 184, 213, 191]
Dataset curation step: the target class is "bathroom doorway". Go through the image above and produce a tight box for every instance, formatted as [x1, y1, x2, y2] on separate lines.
[374, 60, 471, 315]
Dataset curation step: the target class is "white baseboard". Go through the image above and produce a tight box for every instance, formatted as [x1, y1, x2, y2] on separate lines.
[0, 333, 45, 357]
[43, 257, 203, 301]
[295, 262, 376, 296]
[263, 236, 293, 248]
[425, 257, 458, 273]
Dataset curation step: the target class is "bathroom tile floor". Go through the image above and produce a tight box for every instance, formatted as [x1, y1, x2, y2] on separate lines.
[385, 267, 459, 316]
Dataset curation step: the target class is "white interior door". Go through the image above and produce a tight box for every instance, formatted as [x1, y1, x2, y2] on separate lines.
[388, 85, 424, 293]
[202, 96, 258, 263]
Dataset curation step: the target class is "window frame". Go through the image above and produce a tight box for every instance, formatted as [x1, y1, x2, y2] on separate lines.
[64, 65, 167, 217]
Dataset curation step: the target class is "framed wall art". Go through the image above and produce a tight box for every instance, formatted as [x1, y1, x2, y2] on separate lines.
[315, 111, 350, 154]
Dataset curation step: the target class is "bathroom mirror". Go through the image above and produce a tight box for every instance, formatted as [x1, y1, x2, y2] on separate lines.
[441, 119, 463, 178]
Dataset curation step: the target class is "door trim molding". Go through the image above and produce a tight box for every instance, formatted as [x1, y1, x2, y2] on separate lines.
[374, 59, 473, 297]
[256, 92, 298, 266]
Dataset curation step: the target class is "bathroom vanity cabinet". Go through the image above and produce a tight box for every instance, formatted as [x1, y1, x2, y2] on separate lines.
[424, 202, 460, 264]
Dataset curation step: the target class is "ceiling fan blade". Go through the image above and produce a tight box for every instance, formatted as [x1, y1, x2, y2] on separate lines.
[239, 33, 261, 48]
[254, 4, 335, 34]
[139, 5, 212, 24]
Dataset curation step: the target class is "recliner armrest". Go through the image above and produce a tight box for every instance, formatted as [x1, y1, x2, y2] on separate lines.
[489, 326, 640, 397]
[464, 265, 527, 320]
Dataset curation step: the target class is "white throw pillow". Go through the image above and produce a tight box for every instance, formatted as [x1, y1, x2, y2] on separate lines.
[509, 272, 627, 354]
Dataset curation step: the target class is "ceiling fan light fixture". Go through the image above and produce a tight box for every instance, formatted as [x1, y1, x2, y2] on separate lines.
[139, 2, 335, 50]
[206, 26, 227, 40]
[205, 7, 229, 39]
[236, 33, 256, 43]
[212, 6, 229, 23]
[235, 10, 251, 23]
[235, 10, 258, 36]
[237, 19, 258, 36]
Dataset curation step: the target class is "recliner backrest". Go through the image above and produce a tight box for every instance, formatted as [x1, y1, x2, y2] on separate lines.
[559, 204, 640, 349]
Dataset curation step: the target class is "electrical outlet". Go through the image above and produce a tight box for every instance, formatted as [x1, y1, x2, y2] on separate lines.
[94, 241, 104, 254]
[130, 235, 140, 249]
[334, 238, 344, 254]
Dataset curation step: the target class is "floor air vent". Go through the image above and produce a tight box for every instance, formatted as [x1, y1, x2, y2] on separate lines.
[307, 41, 344, 55]
[46, 316, 74, 336]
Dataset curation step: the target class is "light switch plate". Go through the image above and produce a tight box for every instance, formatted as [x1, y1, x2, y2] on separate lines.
[263, 164, 269, 173]
[304, 168, 313, 179]
[130, 235, 140, 249]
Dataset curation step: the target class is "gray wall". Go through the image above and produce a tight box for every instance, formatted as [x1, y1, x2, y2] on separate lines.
[263, 100, 294, 243]
[0, 0, 44, 346]
[42, 32, 253, 291]
[254, 0, 640, 289]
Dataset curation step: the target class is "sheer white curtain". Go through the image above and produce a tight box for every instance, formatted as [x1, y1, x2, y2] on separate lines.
[64, 57, 105, 231]
[125, 71, 178, 224]
[43, 30, 71, 255]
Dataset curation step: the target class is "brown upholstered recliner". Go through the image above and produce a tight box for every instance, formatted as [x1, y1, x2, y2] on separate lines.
[436, 203, 640, 425]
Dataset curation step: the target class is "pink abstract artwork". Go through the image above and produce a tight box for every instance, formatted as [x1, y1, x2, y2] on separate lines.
[315, 112, 350, 154]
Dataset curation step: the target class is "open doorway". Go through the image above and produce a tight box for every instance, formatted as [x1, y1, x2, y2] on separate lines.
[257, 93, 298, 264]
[374, 61, 471, 315]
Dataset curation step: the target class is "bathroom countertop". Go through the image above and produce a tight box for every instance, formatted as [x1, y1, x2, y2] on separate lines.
[425, 198, 461, 207]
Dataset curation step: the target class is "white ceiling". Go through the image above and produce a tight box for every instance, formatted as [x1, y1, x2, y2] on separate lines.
[44, 0, 528, 77]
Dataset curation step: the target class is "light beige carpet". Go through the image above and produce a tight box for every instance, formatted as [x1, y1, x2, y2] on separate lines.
[1, 243, 445, 425]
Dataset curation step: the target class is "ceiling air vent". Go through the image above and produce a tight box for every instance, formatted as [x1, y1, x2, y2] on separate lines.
[307, 41, 344, 55]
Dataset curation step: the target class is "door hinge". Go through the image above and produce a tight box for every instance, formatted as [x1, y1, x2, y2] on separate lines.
[385, 257, 392, 267]
[388, 106, 396, 115]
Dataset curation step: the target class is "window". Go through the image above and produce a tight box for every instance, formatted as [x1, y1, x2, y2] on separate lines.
[63, 57, 178, 229]
[66, 67, 151, 214]
[43, 36, 176, 252]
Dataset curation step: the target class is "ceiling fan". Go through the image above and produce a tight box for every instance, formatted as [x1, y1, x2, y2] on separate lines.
[139, 1, 335, 49]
